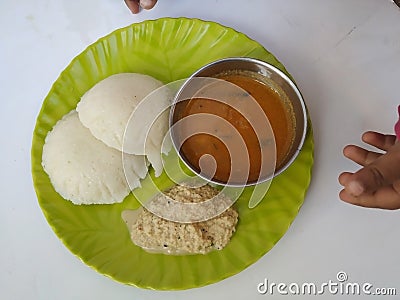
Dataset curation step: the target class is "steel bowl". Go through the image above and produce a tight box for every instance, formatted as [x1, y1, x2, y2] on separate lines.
[170, 57, 307, 187]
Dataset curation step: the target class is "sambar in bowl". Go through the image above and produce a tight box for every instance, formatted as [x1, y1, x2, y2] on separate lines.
[170, 57, 307, 187]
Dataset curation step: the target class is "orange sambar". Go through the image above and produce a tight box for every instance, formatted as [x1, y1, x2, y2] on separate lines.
[178, 72, 295, 184]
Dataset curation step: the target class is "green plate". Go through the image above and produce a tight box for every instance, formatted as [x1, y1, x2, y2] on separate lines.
[31, 18, 313, 290]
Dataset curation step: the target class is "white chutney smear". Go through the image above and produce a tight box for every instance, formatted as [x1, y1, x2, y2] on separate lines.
[122, 184, 238, 255]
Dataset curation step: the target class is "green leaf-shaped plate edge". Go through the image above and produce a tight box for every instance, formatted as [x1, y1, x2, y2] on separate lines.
[31, 17, 314, 290]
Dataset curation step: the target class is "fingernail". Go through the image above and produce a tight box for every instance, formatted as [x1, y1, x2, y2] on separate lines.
[347, 180, 364, 196]
[140, 0, 153, 9]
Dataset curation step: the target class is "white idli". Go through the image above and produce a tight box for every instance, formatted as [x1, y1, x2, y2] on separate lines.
[42, 110, 147, 205]
[124, 102, 172, 177]
[77, 73, 172, 177]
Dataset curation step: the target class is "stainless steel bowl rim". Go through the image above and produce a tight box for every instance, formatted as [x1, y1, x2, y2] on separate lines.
[169, 57, 308, 187]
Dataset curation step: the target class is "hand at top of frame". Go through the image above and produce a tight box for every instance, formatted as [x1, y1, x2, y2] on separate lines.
[124, 0, 158, 14]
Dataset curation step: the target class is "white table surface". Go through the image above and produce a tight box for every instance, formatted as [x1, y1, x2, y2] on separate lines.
[1, 0, 400, 299]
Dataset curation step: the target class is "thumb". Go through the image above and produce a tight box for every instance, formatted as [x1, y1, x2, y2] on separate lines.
[346, 145, 400, 196]
[140, 0, 157, 9]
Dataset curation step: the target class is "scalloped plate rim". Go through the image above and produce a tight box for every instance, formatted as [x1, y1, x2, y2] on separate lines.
[31, 17, 314, 290]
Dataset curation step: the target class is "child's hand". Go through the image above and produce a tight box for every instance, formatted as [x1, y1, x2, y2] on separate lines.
[339, 131, 400, 209]
[124, 0, 157, 14]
